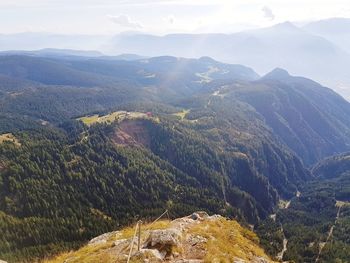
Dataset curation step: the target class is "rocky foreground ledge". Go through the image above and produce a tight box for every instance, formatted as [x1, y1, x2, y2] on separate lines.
[45, 212, 275, 263]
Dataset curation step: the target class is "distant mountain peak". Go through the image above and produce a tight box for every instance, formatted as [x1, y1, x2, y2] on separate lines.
[198, 56, 217, 63]
[277, 21, 296, 27]
[269, 21, 302, 33]
[262, 67, 291, 80]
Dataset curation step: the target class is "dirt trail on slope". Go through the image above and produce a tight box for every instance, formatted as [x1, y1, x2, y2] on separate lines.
[277, 225, 288, 261]
[315, 204, 342, 262]
[276, 190, 301, 261]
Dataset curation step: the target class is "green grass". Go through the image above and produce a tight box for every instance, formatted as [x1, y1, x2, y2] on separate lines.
[78, 111, 150, 126]
[78, 115, 100, 125]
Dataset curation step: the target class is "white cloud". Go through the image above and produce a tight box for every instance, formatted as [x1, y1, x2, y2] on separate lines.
[1, 0, 349, 34]
[107, 14, 143, 29]
[262, 6, 275, 20]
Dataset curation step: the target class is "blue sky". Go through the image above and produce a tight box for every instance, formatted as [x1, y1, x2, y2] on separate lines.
[1, 0, 349, 35]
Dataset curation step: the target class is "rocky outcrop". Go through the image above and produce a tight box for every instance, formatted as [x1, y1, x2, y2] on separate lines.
[45, 212, 276, 263]
[88, 231, 120, 246]
[145, 228, 181, 248]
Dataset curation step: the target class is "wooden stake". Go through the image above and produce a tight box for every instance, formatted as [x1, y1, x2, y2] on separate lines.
[138, 220, 142, 251]
[126, 222, 139, 263]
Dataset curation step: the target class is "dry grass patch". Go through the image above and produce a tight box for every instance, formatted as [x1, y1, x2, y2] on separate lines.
[119, 219, 171, 240]
[0, 133, 20, 146]
[43, 220, 171, 263]
[188, 217, 273, 262]
[43, 242, 117, 263]
[172, 109, 190, 120]
[336, 200, 350, 207]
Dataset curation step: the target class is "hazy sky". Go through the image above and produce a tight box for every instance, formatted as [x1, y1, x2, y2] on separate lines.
[1, 0, 349, 35]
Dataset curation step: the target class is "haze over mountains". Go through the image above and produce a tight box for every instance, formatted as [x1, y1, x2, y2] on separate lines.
[1, 18, 350, 100]
[303, 18, 350, 53]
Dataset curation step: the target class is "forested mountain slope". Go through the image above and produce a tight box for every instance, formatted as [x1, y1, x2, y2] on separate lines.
[210, 69, 350, 165]
[312, 152, 350, 179]
[0, 55, 258, 123]
[0, 109, 310, 261]
[1, 54, 350, 262]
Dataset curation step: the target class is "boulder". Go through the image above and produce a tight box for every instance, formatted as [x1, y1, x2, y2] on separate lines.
[190, 213, 200, 220]
[144, 228, 181, 248]
[143, 228, 182, 259]
[190, 211, 209, 220]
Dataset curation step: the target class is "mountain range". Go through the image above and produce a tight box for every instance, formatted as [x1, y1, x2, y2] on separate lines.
[1, 18, 350, 100]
